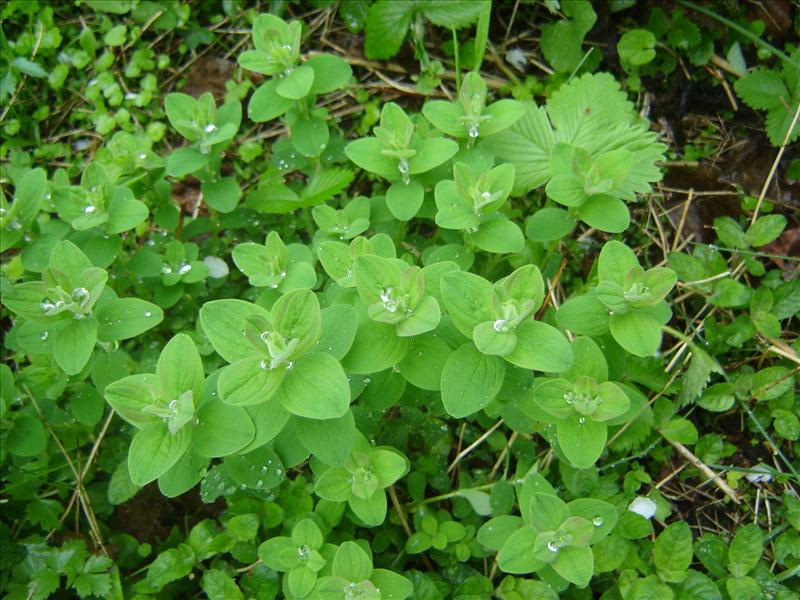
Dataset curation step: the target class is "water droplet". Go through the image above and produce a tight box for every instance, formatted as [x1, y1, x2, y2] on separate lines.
[177, 262, 192, 275]
[139, 152, 147, 160]
[493, 319, 506, 332]
[161, 263, 173, 274]
[72, 287, 91, 306]
[547, 541, 559, 552]
[40, 331, 49, 341]
[592, 516, 604, 527]
[204, 124, 217, 133]
[260, 360, 269, 370]
[578, 417, 586, 425]
[144, 311, 152, 317]
[467, 123, 479, 138]
[84, 205, 96, 215]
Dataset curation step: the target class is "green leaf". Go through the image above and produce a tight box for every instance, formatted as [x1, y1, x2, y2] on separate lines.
[106, 190, 148, 233]
[540, 0, 597, 72]
[147, 544, 196, 588]
[370, 569, 413, 600]
[248, 80, 293, 122]
[307, 54, 352, 94]
[677, 345, 723, 407]
[295, 411, 355, 465]
[734, 69, 788, 110]
[660, 417, 698, 445]
[526, 207, 576, 242]
[567, 498, 617, 543]
[166, 146, 206, 177]
[505, 320, 573, 372]
[128, 422, 191, 486]
[608, 311, 662, 357]
[276, 65, 315, 100]
[276, 352, 350, 419]
[528, 492, 569, 531]
[386, 181, 424, 221]
[6, 414, 47, 457]
[618, 29, 657, 66]
[345, 138, 399, 180]
[709, 278, 752, 308]
[556, 294, 610, 336]
[194, 400, 255, 457]
[441, 343, 505, 418]
[440, 271, 494, 337]
[744, 214, 787, 247]
[364, 1, 413, 59]
[52, 317, 97, 375]
[471, 217, 525, 254]
[370, 448, 409, 487]
[201, 569, 244, 600]
[577, 194, 630, 233]
[557, 414, 606, 468]
[498, 526, 544, 574]
[333, 541, 373, 581]
[726, 576, 763, 600]
[728, 523, 762, 578]
[551, 544, 593, 587]
[342, 321, 409, 374]
[291, 115, 329, 157]
[202, 177, 241, 213]
[317, 304, 358, 360]
[654, 522, 693, 582]
[477, 515, 523, 550]
[218, 357, 286, 406]
[225, 445, 284, 490]
[421, 0, 485, 27]
[349, 491, 388, 526]
[158, 334, 205, 401]
[96, 298, 163, 342]
[397, 332, 451, 390]
[200, 300, 271, 363]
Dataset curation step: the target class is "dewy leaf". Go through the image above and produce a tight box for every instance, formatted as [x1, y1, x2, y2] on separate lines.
[498, 526, 543, 574]
[275, 352, 350, 419]
[441, 343, 505, 418]
[200, 299, 271, 363]
[557, 414, 606, 469]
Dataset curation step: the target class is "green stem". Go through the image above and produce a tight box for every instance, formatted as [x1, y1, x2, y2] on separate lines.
[407, 483, 495, 508]
[452, 28, 461, 92]
[678, 1, 798, 69]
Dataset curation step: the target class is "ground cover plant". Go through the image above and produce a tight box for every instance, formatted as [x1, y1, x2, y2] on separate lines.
[1, 1, 799, 598]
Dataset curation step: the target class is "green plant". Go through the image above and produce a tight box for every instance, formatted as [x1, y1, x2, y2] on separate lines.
[2, 3, 799, 600]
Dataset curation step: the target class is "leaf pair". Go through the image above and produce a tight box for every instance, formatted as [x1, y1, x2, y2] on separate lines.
[200, 292, 350, 420]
